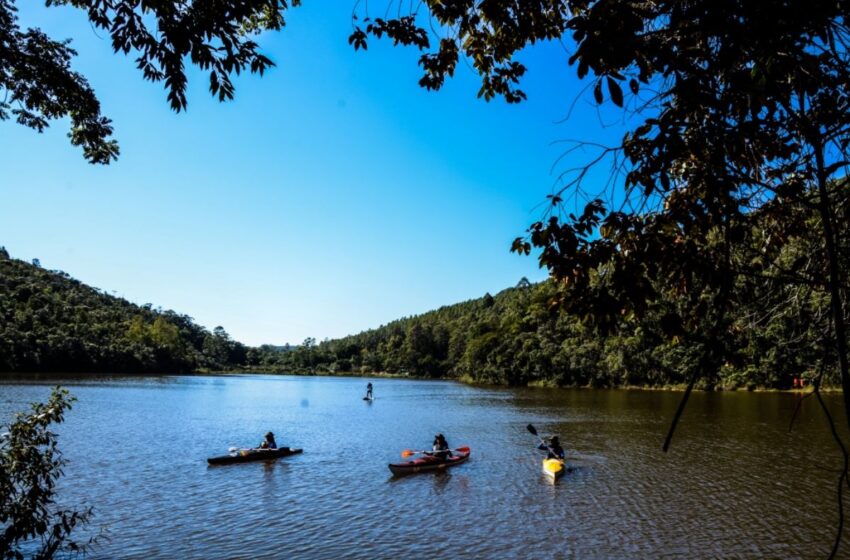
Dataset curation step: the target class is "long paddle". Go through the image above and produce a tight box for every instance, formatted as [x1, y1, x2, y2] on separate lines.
[527, 424, 556, 456]
[528, 425, 581, 468]
[400, 445, 470, 458]
[228, 446, 282, 456]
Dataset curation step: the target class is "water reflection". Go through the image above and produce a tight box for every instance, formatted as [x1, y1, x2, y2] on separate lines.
[0, 376, 846, 559]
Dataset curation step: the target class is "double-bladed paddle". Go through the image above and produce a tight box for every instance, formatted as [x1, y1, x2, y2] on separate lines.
[400, 445, 470, 458]
[227, 446, 281, 456]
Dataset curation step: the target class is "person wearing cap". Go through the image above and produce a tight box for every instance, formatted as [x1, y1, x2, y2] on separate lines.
[259, 431, 277, 449]
[430, 433, 453, 460]
[538, 436, 565, 460]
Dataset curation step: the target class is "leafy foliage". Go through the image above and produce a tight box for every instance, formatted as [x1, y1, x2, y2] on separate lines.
[1, 228, 844, 389]
[347, 2, 850, 463]
[264, 214, 843, 389]
[0, 249, 247, 373]
[0, 0, 118, 164]
[349, 1, 568, 103]
[1, 0, 299, 162]
[0, 387, 90, 560]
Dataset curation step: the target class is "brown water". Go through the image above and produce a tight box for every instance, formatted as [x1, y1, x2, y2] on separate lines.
[1, 375, 847, 559]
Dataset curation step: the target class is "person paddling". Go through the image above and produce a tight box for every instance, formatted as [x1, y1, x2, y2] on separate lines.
[366, 382, 373, 399]
[430, 433, 453, 460]
[259, 431, 277, 449]
[538, 436, 565, 460]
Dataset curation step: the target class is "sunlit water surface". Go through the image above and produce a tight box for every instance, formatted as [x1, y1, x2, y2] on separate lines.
[1, 374, 847, 559]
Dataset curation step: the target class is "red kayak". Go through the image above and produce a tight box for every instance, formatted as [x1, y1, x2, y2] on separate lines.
[388, 449, 470, 476]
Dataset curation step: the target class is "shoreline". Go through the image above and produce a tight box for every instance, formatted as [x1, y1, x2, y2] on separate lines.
[211, 369, 840, 393]
[1, 368, 837, 393]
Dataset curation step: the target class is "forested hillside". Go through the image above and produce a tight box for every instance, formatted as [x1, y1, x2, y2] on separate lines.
[0, 248, 250, 373]
[260, 275, 829, 389]
[1, 224, 842, 388]
[263, 186, 850, 389]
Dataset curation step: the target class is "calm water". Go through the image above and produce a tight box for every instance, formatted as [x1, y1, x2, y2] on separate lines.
[1, 374, 848, 559]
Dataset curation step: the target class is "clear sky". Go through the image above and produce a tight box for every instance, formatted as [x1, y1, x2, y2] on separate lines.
[1, 2, 626, 346]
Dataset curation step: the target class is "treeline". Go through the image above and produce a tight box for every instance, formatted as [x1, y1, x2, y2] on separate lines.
[260, 276, 828, 389]
[0, 222, 843, 387]
[262, 193, 849, 389]
[0, 248, 256, 373]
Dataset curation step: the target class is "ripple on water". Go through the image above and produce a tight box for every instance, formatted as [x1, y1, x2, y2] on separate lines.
[0, 377, 846, 559]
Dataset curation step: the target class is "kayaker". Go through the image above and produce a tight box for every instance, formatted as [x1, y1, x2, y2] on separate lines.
[431, 433, 453, 460]
[539, 436, 565, 460]
[259, 431, 277, 449]
[366, 382, 373, 399]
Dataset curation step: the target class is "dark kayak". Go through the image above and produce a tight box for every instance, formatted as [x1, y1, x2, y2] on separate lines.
[207, 447, 303, 466]
[388, 450, 470, 476]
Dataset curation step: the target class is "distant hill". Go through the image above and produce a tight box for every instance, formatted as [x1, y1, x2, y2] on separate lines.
[260, 279, 659, 386]
[0, 245, 829, 388]
[0, 248, 246, 373]
[261, 277, 828, 389]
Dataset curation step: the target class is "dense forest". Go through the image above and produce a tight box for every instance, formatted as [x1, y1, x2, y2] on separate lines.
[0, 248, 265, 373]
[263, 189, 850, 389]
[3, 3, 850, 395]
[267, 277, 829, 390]
[0, 218, 844, 387]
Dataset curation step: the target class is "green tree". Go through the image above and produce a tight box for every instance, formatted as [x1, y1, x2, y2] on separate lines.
[0, 387, 92, 559]
[345, 0, 849, 406]
[1, 0, 300, 162]
[125, 315, 147, 344]
[0, 251, 246, 374]
[202, 326, 232, 366]
[150, 317, 180, 349]
[344, 3, 850, 554]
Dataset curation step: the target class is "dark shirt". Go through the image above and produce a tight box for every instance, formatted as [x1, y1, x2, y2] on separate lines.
[261, 436, 277, 449]
[539, 443, 565, 460]
[432, 439, 453, 460]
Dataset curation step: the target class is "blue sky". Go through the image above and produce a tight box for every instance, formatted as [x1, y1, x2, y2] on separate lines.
[1, 2, 626, 346]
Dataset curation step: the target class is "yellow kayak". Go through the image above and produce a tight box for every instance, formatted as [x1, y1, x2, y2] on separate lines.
[543, 458, 565, 481]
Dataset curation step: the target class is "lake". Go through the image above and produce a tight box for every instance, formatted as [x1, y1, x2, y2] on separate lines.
[1, 374, 847, 558]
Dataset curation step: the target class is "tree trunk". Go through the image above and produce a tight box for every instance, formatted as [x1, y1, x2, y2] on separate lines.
[814, 143, 850, 433]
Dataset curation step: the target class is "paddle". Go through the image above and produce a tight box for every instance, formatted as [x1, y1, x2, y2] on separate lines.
[527, 424, 558, 457]
[527, 423, 546, 445]
[227, 446, 280, 456]
[400, 445, 470, 458]
[527, 424, 585, 468]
